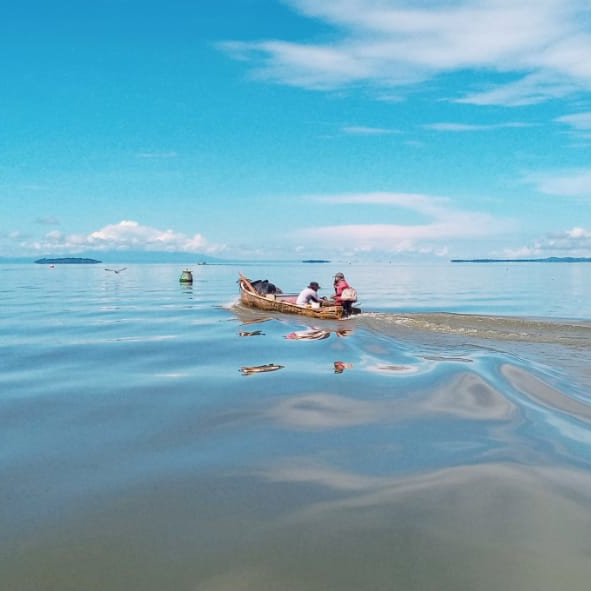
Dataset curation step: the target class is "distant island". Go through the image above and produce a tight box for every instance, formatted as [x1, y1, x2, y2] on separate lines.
[451, 257, 591, 263]
[302, 259, 331, 263]
[35, 257, 102, 264]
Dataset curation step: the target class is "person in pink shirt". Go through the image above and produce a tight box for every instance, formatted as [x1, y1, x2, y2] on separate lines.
[331, 272, 353, 317]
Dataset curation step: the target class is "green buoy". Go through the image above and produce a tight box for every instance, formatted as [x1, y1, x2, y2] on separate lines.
[179, 269, 193, 283]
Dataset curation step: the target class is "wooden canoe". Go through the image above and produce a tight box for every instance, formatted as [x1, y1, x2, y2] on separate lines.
[238, 274, 344, 320]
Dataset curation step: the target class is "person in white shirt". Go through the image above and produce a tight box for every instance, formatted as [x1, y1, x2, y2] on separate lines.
[296, 281, 323, 306]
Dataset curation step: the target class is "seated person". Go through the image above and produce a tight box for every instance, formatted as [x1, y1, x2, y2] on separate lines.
[296, 281, 323, 306]
[331, 272, 353, 317]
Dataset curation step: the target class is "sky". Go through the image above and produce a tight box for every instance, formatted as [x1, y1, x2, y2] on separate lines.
[1, 0, 591, 262]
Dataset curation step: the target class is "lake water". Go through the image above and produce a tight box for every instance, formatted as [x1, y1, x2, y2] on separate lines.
[2, 261, 591, 590]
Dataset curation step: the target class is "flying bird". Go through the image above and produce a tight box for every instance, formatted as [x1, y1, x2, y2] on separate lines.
[104, 268, 127, 274]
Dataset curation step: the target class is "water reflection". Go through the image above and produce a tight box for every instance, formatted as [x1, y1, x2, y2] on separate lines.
[240, 363, 284, 376]
[239, 316, 273, 325]
[421, 371, 517, 421]
[366, 363, 418, 374]
[421, 354, 473, 362]
[333, 361, 353, 374]
[6, 460, 591, 591]
[502, 363, 591, 423]
[335, 329, 354, 338]
[258, 461, 591, 568]
[285, 329, 330, 340]
[267, 369, 519, 431]
[284, 328, 355, 340]
[6, 263, 591, 591]
[267, 393, 387, 429]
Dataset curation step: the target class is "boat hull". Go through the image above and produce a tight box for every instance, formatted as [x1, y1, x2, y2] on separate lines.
[238, 275, 343, 320]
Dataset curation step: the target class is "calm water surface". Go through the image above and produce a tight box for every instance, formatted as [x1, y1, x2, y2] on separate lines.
[2, 262, 591, 590]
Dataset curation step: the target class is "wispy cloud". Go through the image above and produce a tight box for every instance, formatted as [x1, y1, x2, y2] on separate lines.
[457, 72, 582, 106]
[220, 39, 374, 90]
[295, 192, 512, 255]
[135, 151, 178, 159]
[424, 122, 532, 132]
[314, 192, 450, 216]
[5, 221, 226, 256]
[555, 111, 591, 143]
[525, 168, 591, 197]
[34, 216, 60, 226]
[556, 111, 591, 130]
[342, 125, 398, 135]
[221, 0, 591, 105]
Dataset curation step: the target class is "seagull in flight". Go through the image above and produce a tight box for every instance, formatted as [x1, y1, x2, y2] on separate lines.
[105, 267, 127, 274]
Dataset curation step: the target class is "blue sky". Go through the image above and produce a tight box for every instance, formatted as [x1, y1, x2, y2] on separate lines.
[1, 0, 591, 261]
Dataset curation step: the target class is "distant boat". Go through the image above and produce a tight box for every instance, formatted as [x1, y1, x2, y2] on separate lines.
[238, 273, 344, 320]
[302, 259, 331, 263]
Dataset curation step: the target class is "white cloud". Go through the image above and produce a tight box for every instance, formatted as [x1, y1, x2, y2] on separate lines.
[502, 245, 541, 258]
[8, 231, 28, 240]
[295, 192, 511, 255]
[221, 0, 591, 105]
[87, 221, 220, 252]
[567, 227, 591, 238]
[525, 168, 591, 197]
[504, 226, 591, 257]
[5, 220, 226, 256]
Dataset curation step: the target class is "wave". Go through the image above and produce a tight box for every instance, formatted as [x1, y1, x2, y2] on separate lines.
[360, 312, 591, 347]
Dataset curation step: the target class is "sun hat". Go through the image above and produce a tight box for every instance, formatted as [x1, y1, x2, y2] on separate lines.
[309, 281, 320, 290]
[334, 272, 345, 279]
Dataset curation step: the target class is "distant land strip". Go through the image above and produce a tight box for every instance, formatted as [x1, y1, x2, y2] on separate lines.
[451, 257, 591, 263]
[35, 257, 102, 264]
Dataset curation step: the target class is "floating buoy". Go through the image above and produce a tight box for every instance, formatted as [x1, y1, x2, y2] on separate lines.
[179, 269, 193, 283]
